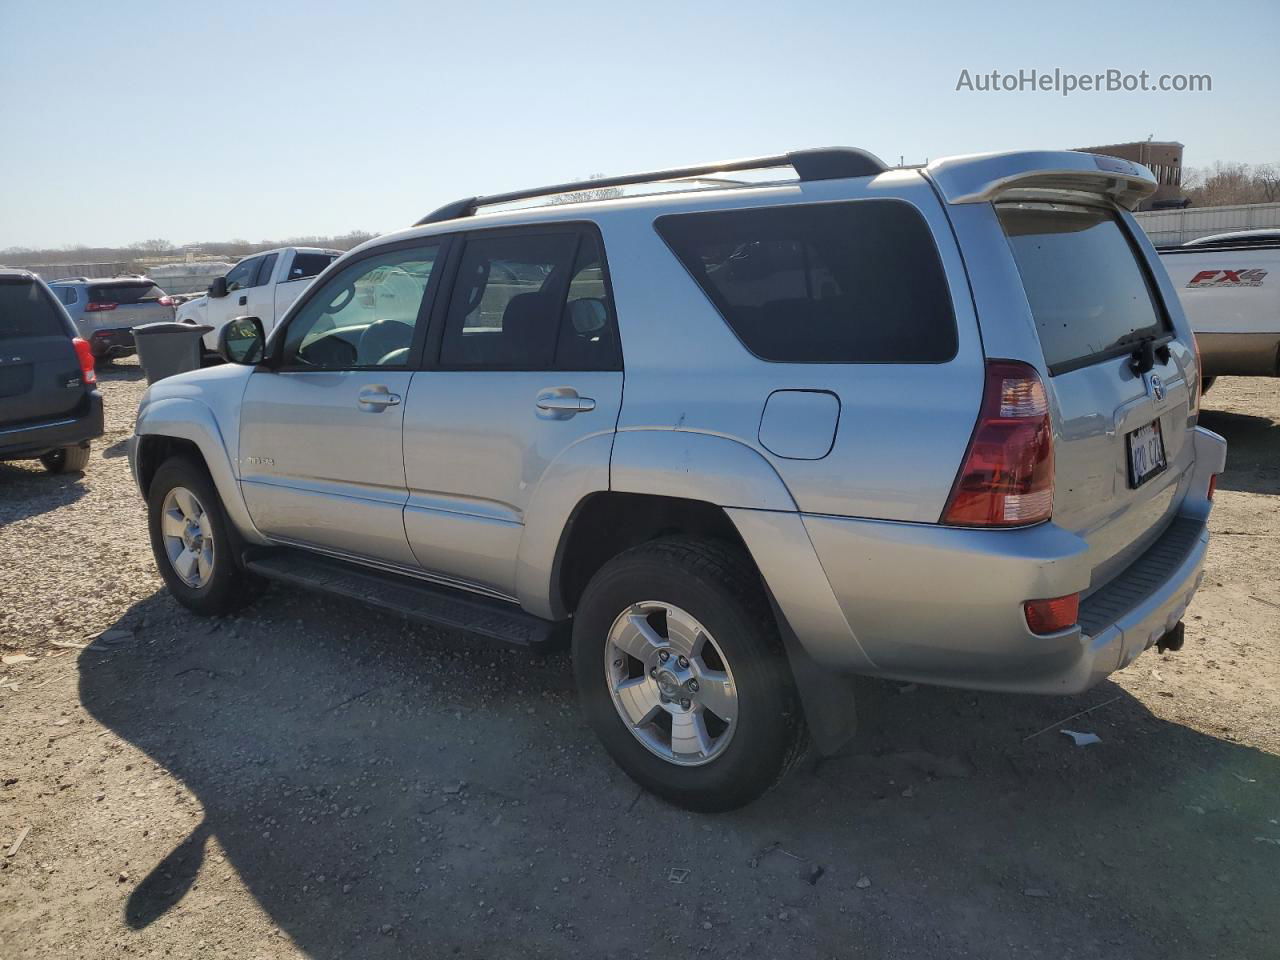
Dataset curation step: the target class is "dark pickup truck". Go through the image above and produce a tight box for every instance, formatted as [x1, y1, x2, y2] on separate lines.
[0, 269, 104, 474]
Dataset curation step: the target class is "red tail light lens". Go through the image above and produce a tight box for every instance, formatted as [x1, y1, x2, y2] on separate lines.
[158, 296, 176, 306]
[72, 337, 97, 385]
[85, 301, 117, 312]
[1024, 593, 1080, 634]
[1207, 474, 1218, 501]
[942, 360, 1054, 527]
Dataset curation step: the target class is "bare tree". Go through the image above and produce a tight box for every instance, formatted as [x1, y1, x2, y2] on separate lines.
[1183, 161, 1280, 206]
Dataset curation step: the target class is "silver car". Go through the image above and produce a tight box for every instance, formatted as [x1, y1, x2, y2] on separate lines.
[128, 147, 1227, 811]
[49, 275, 176, 360]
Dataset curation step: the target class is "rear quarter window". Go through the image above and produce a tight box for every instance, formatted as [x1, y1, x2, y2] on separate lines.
[998, 204, 1169, 374]
[655, 199, 957, 363]
[0, 280, 69, 339]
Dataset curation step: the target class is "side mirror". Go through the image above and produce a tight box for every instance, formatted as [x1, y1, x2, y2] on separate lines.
[208, 276, 228, 298]
[217, 316, 265, 365]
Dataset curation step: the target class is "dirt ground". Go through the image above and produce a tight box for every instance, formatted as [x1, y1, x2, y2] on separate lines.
[2, 360, 1278, 960]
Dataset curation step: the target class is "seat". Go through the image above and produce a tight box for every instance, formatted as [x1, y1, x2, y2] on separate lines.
[356, 318, 415, 366]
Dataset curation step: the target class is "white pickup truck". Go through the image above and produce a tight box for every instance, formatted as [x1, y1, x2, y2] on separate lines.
[176, 246, 340, 349]
[1158, 229, 1279, 388]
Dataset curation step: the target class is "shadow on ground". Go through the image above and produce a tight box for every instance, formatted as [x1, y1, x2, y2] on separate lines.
[1199, 408, 1280, 495]
[0, 462, 87, 524]
[79, 587, 1280, 959]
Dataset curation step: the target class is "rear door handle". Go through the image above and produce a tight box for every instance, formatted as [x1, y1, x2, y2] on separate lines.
[238, 295, 247, 306]
[357, 387, 402, 411]
[536, 391, 595, 418]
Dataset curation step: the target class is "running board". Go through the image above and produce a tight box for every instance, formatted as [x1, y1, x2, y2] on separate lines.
[243, 549, 561, 651]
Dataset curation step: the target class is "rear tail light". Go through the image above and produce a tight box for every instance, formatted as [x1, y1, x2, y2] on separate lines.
[71, 337, 97, 385]
[85, 301, 117, 312]
[942, 360, 1054, 527]
[1207, 474, 1218, 501]
[158, 296, 176, 306]
[1024, 593, 1080, 634]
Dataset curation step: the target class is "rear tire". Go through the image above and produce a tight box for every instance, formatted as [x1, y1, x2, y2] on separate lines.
[572, 537, 805, 812]
[41, 444, 90, 474]
[146, 456, 262, 617]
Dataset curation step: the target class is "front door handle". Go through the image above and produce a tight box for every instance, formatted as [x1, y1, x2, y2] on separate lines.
[357, 387, 402, 411]
[536, 390, 595, 418]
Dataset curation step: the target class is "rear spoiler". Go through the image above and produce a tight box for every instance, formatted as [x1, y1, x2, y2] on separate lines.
[924, 150, 1157, 211]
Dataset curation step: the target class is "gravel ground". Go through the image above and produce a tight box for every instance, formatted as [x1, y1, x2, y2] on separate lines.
[2, 359, 1278, 959]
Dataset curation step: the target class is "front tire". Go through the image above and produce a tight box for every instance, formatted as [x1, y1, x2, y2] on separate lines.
[146, 457, 261, 616]
[41, 444, 90, 474]
[572, 537, 805, 812]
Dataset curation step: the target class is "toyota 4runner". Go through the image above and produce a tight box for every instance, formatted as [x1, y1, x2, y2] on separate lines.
[128, 147, 1227, 811]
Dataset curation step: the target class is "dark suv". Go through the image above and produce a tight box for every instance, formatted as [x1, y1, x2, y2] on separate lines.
[0, 269, 104, 473]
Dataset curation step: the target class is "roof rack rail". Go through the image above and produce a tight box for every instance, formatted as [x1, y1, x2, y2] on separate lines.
[51, 276, 89, 283]
[415, 146, 887, 226]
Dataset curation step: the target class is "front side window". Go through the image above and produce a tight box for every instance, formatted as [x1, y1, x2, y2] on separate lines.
[998, 203, 1168, 374]
[655, 200, 957, 363]
[254, 253, 278, 287]
[224, 258, 259, 292]
[281, 244, 440, 369]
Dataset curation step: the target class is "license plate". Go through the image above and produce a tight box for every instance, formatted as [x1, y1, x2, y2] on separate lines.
[1126, 419, 1167, 488]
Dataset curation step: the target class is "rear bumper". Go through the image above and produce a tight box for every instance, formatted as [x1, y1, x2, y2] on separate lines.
[1197, 332, 1280, 378]
[736, 426, 1228, 695]
[86, 327, 137, 358]
[0, 391, 104, 460]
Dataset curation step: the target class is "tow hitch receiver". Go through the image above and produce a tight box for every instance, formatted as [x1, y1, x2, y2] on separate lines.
[1155, 621, 1185, 654]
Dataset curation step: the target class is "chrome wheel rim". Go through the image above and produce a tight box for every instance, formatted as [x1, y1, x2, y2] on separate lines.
[604, 601, 738, 767]
[160, 486, 215, 588]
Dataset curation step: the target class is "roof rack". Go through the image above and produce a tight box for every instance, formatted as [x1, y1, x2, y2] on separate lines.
[415, 147, 888, 226]
[51, 276, 89, 283]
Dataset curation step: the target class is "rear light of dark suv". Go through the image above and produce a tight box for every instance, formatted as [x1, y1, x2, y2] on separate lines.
[71, 337, 97, 385]
[943, 360, 1054, 527]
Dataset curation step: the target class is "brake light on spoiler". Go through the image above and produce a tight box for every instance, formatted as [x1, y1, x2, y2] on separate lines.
[943, 360, 1054, 527]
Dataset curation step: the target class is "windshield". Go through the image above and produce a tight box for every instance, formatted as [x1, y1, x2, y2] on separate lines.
[998, 203, 1168, 374]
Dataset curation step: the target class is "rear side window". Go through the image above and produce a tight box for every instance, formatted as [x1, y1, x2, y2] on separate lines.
[254, 253, 279, 287]
[87, 282, 164, 304]
[52, 286, 78, 306]
[998, 204, 1168, 374]
[0, 280, 68, 340]
[655, 200, 957, 363]
[288, 253, 337, 282]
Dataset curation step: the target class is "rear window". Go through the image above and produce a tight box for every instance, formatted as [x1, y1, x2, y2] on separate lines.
[287, 253, 337, 282]
[655, 200, 957, 363]
[87, 282, 165, 304]
[0, 279, 68, 340]
[998, 204, 1168, 374]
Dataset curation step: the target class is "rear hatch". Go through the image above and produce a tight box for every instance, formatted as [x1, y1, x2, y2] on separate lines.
[83, 280, 175, 329]
[0, 277, 84, 427]
[998, 202, 1196, 591]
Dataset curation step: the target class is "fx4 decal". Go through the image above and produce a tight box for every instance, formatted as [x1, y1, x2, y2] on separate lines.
[1186, 268, 1268, 288]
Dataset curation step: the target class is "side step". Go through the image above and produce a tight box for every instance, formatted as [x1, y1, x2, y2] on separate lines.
[243, 548, 561, 651]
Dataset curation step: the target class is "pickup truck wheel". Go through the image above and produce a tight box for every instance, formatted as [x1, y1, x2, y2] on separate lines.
[40, 444, 90, 474]
[147, 457, 261, 617]
[572, 537, 805, 812]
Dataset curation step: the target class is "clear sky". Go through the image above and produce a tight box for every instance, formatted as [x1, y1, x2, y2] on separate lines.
[2, 0, 1277, 250]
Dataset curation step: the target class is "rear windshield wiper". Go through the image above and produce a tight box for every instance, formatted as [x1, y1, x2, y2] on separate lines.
[1120, 332, 1173, 374]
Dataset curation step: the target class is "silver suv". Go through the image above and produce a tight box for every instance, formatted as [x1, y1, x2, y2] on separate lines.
[128, 147, 1227, 811]
[49, 275, 176, 360]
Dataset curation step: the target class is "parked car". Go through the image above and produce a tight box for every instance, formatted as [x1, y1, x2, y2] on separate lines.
[48, 275, 177, 361]
[174, 247, 340, 350]
[1158, 229, 1279, 388]
[1, 269, 103, 473]
[128, 148, 1226, 811]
